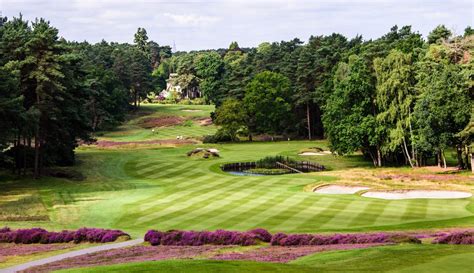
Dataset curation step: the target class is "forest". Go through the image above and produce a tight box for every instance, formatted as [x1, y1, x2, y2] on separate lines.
[0, 15, 472, 177]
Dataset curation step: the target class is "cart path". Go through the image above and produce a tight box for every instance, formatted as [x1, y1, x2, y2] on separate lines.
[0, 239, 144, 273]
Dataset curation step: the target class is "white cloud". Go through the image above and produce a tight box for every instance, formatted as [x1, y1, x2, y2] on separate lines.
[163, 13, 220, 26]
[1, 0, 472, 51]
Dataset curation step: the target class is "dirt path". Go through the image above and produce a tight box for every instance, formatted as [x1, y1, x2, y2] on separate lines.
[0, 239, 144, 273]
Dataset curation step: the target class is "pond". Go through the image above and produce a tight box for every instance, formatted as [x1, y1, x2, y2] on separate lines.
[226, 171, 266, 176]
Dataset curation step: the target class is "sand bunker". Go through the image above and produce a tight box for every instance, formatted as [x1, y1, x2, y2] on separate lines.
[182, 109, 202, 112]
[314, 185, 370, 194]
[362, 190, 472, 200]
[299, 151, 331, 156]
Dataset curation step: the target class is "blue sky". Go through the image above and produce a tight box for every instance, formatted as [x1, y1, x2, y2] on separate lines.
[1, 0, 473, 51]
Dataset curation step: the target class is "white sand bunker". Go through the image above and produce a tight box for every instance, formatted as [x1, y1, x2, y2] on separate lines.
[182, 109, 202, 112]
[299, 151, 332, 156]
[314, 185, 370, 194]
[362, 190, 472, 200]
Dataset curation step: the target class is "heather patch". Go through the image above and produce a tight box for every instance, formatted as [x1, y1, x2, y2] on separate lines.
[24, 245, 226, 273]
[270, 232, 421, 246]
[139, 116, 184, 128]
[0, 228, 129, 244]
[432, 231, 474, 245]
[0, 243, 74, 257]
[144, 229, 259, 246]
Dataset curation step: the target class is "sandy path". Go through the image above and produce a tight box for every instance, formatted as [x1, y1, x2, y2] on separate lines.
[0, 239, 144, 273]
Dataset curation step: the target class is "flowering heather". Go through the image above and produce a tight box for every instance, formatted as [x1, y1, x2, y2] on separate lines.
[144, 229, 261, 246]
[24, 245, 226, 273]
[213, 244, 384, 263]
[432, 231, 474, 245]
[0, 227, 11, 233]
[248, 228, 272, 242]
[0, 228, 129, 244]
[270, 232, 420, 246]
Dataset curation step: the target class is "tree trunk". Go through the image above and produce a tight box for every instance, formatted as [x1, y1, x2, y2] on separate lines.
[437, 151, 441, 168]
[465, 145, 470, 170]
[23, 136, 27, 176]
[306, 103, 312, 140]
[314, 104, 324, 138]
[441, 150, 447, 169]
[471, 150, 473, 174]
[408, 110, 417, 167]
[456, 145, 465, 169]
[402, 137, 414, 168]
[134, 88, 138, 109]
[377, 146, 382, 167]
[15, 133, 20, 175]
[34, 124, 40, 179]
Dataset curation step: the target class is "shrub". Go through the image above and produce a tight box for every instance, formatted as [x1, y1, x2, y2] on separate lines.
[270, 232, 420, 246]
[144, 229, 258, 246]
[255, 156, 295, 169]
[0, 227, 11, 233]
[0, 228, 129, 244]
[248, 228, 272, 242]
[203, 130, 235, 143]
[433, 231, 474, 245]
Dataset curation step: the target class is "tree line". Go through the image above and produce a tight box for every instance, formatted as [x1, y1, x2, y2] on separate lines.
[166, 25, 472, 169]
[0, 15, 168, 177]
[0, 14, 472, 173]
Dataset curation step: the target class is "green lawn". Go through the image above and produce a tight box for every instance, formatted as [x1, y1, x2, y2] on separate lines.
[99, 104, 217, 141]
[54, 245, 474, 273]
[0, 104, 472, 239]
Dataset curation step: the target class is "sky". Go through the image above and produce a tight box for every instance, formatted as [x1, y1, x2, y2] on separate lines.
[1, 0, 473, 51]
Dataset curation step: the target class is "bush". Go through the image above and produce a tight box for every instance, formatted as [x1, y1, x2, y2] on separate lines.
[144, 229, 259, 246]
[248, 228, 272, 242]
[178, 98, 206, 105]
[433, 231, 474, 245]
[255, 156, 296, 169]
[203, 130, 235, 143]
[0, 227, 129, 244]
[270, 232, 421, 246]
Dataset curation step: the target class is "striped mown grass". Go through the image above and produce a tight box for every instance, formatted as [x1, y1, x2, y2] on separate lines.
[0, 105, 472, 238]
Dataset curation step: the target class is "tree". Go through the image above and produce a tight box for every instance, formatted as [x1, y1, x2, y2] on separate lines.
[228, 41, 240, 51]
[464, 26, 474, 37]
[374, 50, 417, 167]
[323, 55, 382, 166]
[195, 52, 225, 104]
[129, 47, 153, 108]
[428, 25, 452, 44]
[134, 27, 149, 52]
[295, 46, 315, 140]
[214, 98, 247, 140]
[414, 42, 473, 168]
[243, 71, 292, 137]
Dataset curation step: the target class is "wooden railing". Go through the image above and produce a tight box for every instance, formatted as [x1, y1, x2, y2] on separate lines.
[221, 160, 325, 173]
